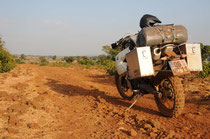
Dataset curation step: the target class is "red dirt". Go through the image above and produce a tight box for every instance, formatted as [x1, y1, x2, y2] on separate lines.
[0, 64, 209, 138]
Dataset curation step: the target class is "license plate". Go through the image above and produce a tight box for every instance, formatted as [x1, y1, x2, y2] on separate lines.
[169, 60, 190, 75]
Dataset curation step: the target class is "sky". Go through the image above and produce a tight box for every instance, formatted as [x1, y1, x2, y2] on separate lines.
[0, 0, 210, 56]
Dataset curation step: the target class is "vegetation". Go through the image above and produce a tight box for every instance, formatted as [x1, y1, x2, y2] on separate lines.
[50, 61, 71, 67]
[78, 56, 96, 65]
[15, 59, 25, 64]
[39, 56, 49, 66]
[52, 55, 56, 60]
[12, 43, 208, 78]
[198, 43, 210, 78]
[15, 54, 26, 64]
[200, 43, 210, 61]
[20, 54, 26, 60]
[198, 62, 210, 78]
[0, 37, 16, 73]
[63, 56, 75, 63]
[96, 45, 120, 75]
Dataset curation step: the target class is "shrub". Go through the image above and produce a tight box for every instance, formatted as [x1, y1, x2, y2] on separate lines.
[20, 54, 25, 60]
[50, 62, 70, 67]
[198, 43, 210, 78]
[39, 56, 49, 66]
[0, 38, 16, 73]
[200, 43, 210, 61]
[63, 56, 74, 63]
[15, 58, 25, 64]
[78, 56, 96, 66]
[52, 55, 56, 60]
[198, 62, 210, 78]
[101, 59, 116, 75]
[39, 61, 49, 66]
[97, 45, 120, 75]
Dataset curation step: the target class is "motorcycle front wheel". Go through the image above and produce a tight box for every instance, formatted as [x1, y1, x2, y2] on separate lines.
[155, 76, 185, 117]
[115, 73, 135, 100]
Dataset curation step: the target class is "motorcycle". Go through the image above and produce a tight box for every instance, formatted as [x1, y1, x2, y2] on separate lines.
[112, 14, 203, 117]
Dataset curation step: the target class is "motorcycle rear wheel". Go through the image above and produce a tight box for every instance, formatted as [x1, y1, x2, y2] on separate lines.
[115, 73, 135, 100]
[155, 76, 185, 117]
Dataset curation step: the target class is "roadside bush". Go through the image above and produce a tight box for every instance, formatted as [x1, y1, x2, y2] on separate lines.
[52, 55, 56, 60]
[39, 56, 49, 66]
[20, 54, 26, 60]
[39, 62, 48, 66]
[50, 62, 70, 67]
[97, 45, 120, 75]
[63, 56, 74, 63]
[198, 43, 210, 78]
[200, 43, 210, 61]
[78, 56, 96, 66]
[198, 62, 210, 78]
[15, 58, 25, 64]
[101, 59, 116, 75]
[0, 38, 16, 72]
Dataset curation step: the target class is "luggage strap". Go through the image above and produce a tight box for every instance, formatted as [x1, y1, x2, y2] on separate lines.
[156, 25, 177, 44]
[155, 26, 166, 44]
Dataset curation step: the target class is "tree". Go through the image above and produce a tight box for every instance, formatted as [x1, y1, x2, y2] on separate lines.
[102, 45, 120, 60]
[198, 43, 210, 78]
[52, 55, 56, 60]
[0, 37, 16, 72]
[63, 56, 74, 63]
[20, 54, 25, 60]
[98, 45, 121, 75]
[200, 43, 210, 61]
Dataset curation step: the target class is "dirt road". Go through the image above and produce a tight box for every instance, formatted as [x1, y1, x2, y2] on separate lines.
[0, 64, 209, 138]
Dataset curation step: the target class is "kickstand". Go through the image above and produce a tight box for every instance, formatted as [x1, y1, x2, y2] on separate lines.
[125, 93, 143, 111]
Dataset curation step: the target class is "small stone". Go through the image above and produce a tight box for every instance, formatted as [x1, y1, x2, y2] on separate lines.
[186, 113, 194, 119]
[113, 131, 120, 136]
[130, 129, 137, 137]
[144, 123, 152, 129]
[182, 126, 189, 131]
[123, 114, 129, 122]
[8, 115, 19, 126]
[196, 112, 202, 115]
[118, 111, 123, 116]
[6, 128, 18, 134]
[12, 73, 18, 77]
[117, 120, 124, 125]
[30, 101, 41, 109]
[139, 128, 146, 133]
[136, 115, 144, 121]
[0, 91, 8, 97]
[118, 127, 126, 131]
[150, 132, 157, 138]
[174, 134, 181, 139]
[97, 121, 102, 125]
[167, 130, 175, 138]
[196, 134, 201, 138]
[147, 119, 161, 128]
[97, 96, 106, 103]
[112, 107, 118, 113]
[152, 128, 158, 133]
[27, 123, 40, 129]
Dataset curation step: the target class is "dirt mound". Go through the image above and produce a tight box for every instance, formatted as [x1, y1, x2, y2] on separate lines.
[0, 64, 209, 138]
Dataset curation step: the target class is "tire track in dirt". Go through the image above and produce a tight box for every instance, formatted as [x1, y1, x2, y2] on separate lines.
[0, 64, 209, 138]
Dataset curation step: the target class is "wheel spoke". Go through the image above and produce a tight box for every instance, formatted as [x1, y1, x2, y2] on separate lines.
[155, 76, 185, 117]
[159, 79, 175, 110]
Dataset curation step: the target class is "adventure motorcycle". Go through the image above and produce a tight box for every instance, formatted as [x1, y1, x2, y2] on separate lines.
[112, 14, 203, 117]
